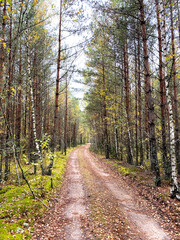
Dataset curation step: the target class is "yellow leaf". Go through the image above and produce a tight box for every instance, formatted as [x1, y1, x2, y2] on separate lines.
[3, 42, 6, 48]
[21, 3, 25, 7]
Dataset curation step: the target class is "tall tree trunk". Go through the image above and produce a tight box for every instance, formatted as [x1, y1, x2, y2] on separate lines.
[52, 0, 63, 151]
[114, 92, 119, 159]
[58, 107, 62, 151]
[102, 58, 109, 159]
[160, 0, 180, 198]
[0, 0, 6, 95]
[155, 0, 170, 178]
[16, 38, 22, 147]
[164, 68, 180, 198]
[73, 122, 77, 147]
[1, 0, 6, 179]
[68, 108, 72, 148]
[34, 51, 41, 140]
[114, 53, 119, 158]
[135, 40, 138, 166]
[177, 0, 180, 44]
[26, 22, 45, 176]
[137, 31, 144, 165]
[0, 154, 2, 186]
[5, 1, 12, 181]
[24, 90, 27, 138]
[16, 3, 24, 142]
[139, 0, 161, 186]
[64, 76, 68, 155]
[44, 84, 50, 134]
[28, 89, 34, 162]
[170, 0, 180, 174]
[124, 44, 133, 164]
[7, 4, 12, 124]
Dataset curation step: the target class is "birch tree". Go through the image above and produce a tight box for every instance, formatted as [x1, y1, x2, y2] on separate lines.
[160, 0, 180, 199]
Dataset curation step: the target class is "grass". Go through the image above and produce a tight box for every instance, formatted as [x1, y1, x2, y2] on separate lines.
[0, 147, 75, 240]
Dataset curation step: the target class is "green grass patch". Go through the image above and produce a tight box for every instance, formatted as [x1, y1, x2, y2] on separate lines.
[0, 147, 76, 240]
[113, 163, 138, 176]
[159, 192, 170, 199]
[106, 158, 152, 183]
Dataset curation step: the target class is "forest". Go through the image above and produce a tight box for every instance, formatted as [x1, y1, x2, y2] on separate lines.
[0, 0, 180, 239]
[84, 0, 180, 196]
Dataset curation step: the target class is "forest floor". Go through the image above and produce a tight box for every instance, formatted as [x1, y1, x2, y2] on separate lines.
[32, 145, 180, 240]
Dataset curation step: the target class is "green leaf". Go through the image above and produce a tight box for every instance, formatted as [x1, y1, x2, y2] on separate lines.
[7, 0, 12, 6]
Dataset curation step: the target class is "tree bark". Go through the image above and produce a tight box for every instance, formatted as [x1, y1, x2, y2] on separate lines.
[0, 0, 6, 95]
[137, 30, 144, 165]
[124, 44, 133, 164]
[0, 154, 2, 186]
[102, 58, 109, 159]
[64, 76, 68, 155]
[34, 51, 41, 140]
[5, 0, 10, 181]
[26, 21, 45, 176]
[16, 38, 22, 147]
[135, 40, 138, 166]
[73, 122, 77, 147]
[161, 0, 180, 198]
[139, 0, 161, 186]
[177, 0, 180, 44]
[155, 0, 170, 178]
[170, 0, 180, 174]
[52, 0, 63, 151]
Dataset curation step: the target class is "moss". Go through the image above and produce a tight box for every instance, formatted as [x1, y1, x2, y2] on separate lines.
[137, 176, 149, 181]
[0, 221, 32, 240]
[0, 147, 76, 239]
[116, 165, 138, 177]
[159, 192, 169, 199]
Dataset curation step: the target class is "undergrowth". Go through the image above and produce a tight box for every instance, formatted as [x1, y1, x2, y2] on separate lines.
[0, 147, 75, 240]
[89, 146, 168, 185]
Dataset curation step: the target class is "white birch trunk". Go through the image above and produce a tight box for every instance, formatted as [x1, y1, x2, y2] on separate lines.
[160, 1, 179, 198]
[26, 25, 45, 176]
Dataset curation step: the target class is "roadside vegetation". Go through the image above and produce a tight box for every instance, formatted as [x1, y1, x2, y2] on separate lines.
[0, 148, 75, 240]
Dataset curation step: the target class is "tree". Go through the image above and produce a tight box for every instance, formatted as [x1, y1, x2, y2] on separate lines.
[52, 0, 63, 151]
[138, 0, 161, 186]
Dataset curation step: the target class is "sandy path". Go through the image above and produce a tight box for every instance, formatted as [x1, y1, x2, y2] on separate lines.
[64, 149, 86, 240]
[33, 145, 173, 240]
[32, 147, 92, 240]
[81, 144, 171, 240]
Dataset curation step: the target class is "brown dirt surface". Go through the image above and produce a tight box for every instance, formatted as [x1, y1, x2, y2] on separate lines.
[32, 147, 93, 240]
[32, 145, 178, 240]
[95, 152, 180, 240]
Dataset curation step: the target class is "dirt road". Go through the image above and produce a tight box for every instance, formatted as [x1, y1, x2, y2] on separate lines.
[33, 145, 172, 240]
